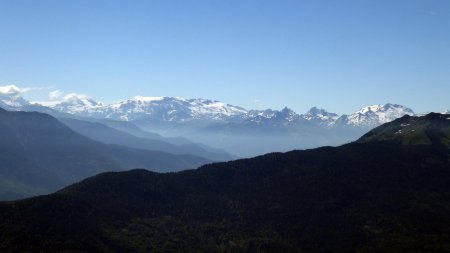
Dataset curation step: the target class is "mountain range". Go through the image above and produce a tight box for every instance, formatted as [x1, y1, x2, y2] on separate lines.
[1, 93, 435, 157]
[1, 113, 449, 252]
[32, 95, 418, 128]
[1, 93, 424, 128]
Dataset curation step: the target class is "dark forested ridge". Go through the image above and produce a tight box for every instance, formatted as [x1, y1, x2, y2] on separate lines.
[0, 113, 450, 252]
[358, 113, 450, 147]
[0, 109, 209, 200]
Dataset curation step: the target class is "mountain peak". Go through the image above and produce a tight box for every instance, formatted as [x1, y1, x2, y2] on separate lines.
[280, 106, 294, 113]
[35, 93, 103, 110]
[356, 103, 411, 114]
[336, 103, 415, 127]
[305, 106, 336, 116]
[306, 106, 321, 114]
[63, 93, 102, 106]
[0, 95, 30, 108]
[302, 106, 338, 126]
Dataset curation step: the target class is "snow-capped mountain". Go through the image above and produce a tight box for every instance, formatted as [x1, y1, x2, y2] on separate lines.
[103, 96, 248, 122]
[0, 94, 29, 108]
[38, 93, 106, 117]
[35, 95, 248, 122]
[334, 104, 415, 128]
[244, 107, 302, 125]
[442, 109, 450, 115]
[0, 92, 418, 129]
[302, 107, 339, 126]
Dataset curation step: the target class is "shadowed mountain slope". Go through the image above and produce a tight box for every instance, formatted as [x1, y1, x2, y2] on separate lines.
[358, 113, 450, 147]
[0, 109, 210, 200]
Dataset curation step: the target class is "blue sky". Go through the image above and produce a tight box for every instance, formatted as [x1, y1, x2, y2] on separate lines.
[0, 0, 449, 114]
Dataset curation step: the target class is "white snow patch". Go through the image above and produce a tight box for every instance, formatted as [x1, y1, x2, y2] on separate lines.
[132, 96, 164, 102]
[32, 100, 60, 107]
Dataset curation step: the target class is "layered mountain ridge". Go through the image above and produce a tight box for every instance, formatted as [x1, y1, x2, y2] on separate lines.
[0, 109, 210, 200]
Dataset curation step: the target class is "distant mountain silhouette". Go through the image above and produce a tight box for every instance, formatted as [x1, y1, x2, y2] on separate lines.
[0, 113, 449, 252]
[60, 118, 233, 161]
[0, 109, 210, 200]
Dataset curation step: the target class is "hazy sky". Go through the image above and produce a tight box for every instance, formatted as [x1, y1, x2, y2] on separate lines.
[0, 0, 449, 114]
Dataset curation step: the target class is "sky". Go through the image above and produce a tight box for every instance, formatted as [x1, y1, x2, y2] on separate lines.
[0, 0, 449, 114]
